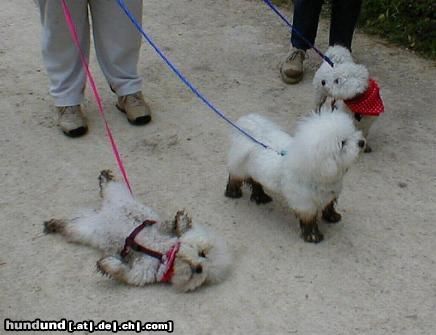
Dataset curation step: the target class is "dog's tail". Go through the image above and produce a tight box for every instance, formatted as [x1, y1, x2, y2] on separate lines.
[43, 219, 66, 234]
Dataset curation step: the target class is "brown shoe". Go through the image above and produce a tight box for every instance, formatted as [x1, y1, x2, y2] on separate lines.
[57, 105, 88, 137]
[280, 47, 306, 84]
[116, 91, 151, 125]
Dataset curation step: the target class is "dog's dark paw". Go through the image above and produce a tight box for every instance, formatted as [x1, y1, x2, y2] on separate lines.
[99, 169, 114, 184]
[364, 145, 372, 153]
[225, 185, 243, 199]
[250, 192, 273, 205]
[322, 211, 342, 224]
[300, 223, 324, 243]
[302, 230, 324, 243]
[322, 200, 342, 224]
[43, 219, 65, 234]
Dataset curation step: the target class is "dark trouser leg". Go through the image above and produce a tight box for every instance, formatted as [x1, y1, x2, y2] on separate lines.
[291, 0, 324, 51]
[329, 0, 362, 50]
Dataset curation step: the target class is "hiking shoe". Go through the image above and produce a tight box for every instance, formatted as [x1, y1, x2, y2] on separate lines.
[57, 105, 88, 137]
[116, 91, 151, 125]
[280, 47, 306, 84]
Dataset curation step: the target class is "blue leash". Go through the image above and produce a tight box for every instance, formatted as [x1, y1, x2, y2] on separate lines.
[116, 0, 284, 155]
[262, 0, 334, 67]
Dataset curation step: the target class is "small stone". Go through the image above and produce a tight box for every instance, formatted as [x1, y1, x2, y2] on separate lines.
[398, 182, 407, 188]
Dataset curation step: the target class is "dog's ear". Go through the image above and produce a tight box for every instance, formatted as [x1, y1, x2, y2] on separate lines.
[174, 210, 193, 237]
[320, 157, 338, 180]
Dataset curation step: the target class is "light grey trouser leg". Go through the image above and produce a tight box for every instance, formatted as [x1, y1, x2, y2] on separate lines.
[89, 0, 143, 97]
[36, 0, 90, 106]
[36, 0, 143, 106]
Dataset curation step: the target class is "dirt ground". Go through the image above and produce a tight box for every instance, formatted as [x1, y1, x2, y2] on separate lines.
[1, 0, 435, 334]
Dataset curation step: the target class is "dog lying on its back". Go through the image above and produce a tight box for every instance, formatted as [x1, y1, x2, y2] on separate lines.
[225, 105, 365, 243]
[44, 170, 230, 292]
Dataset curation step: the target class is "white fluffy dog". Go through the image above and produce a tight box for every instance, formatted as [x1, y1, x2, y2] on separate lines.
[313, 45, 384, 152]
[225, 105, 365, 243]
[44, 170, 230, 292]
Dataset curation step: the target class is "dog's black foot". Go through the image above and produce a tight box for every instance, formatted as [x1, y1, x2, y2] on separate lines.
[99, 169, 114, 185]
[322, 200, 342, 224]
[302, 230, 324, 243]
[250, 192, 273, 205]
[364, 145, 372, 153]
[323, 211, 342, 224]
[301, 227, 324, 243]
[225, 185, 243, 198]
[247, 178, 273, 205]
[225, 176, 243, 198]
[300, 222, 324, 243]
[43, 219, 65, 234]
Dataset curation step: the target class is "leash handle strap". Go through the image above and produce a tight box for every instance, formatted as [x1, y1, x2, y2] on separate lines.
[61, 0, 133, 195]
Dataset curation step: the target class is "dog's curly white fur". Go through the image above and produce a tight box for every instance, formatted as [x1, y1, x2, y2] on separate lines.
[225, 106, 365, 242]
[313, 45, 377, 151]
[44, 170, 230, 292]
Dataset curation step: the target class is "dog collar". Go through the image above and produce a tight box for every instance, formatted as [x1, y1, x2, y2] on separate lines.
[344, 78, 384, 116]
[120, 221, 180, 282]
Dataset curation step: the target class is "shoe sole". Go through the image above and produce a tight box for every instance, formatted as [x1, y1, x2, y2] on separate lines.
[63, 126, 88, 138]
[280, 69, 303, 85]
[116, 104, 151, 126]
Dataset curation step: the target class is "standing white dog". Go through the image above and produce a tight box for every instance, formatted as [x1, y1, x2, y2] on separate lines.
[313, 45, 384, 152]
[225, 106, 365, 243]
[44, 170, 230, 292]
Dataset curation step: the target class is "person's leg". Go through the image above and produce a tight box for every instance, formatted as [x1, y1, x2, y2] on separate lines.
[281, 0, 323, 84]
[329, 0, 362, 50]
[90, 0, 150, 125]
[36, 0, 89, 136]
[290, 0, 324, 51]
[36, 0, 90, 106]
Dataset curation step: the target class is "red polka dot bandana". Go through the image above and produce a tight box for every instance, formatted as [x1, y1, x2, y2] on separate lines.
[344, 79, 384, 116]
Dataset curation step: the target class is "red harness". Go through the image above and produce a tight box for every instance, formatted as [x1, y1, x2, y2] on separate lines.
[120, 220, 180, 283]
[344, 78, 384, 117]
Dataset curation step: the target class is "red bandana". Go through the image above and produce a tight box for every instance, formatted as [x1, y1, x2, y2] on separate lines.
[344, 79, 384, 116]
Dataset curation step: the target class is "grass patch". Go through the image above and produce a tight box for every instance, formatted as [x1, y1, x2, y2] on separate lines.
[267, 0, 435, 59]
[358, 0, 436, 59]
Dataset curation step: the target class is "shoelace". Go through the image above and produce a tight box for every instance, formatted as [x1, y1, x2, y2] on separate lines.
[123, 93, 144, 108]
[59, 106, 82, 121]
[287, 49, 305, 62]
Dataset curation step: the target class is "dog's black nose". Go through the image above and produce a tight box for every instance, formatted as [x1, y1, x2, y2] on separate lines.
[358, 139, 366, 148]
[193, 265, 203, 274]
[321, 80, 326, 86]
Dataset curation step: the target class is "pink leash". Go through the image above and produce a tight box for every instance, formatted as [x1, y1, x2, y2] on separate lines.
[61, 0, 133, 195]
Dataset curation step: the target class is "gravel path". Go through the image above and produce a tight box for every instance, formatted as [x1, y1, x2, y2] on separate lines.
[1, 1, 435, 334]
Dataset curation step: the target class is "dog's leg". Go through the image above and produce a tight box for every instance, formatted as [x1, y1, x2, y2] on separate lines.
[224, 175, 243, 198]
[322, 200, 342, 223]
[98, 169, 115, 198]
[246, 178, 273, 204]
[297, 213, 324, 243]
[97, 256, 155, 286]
[44, 215, 108, 250]
[364, 145, 372, 153]
[158, 210, 193, 236]
[174, 210, 192, 236]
